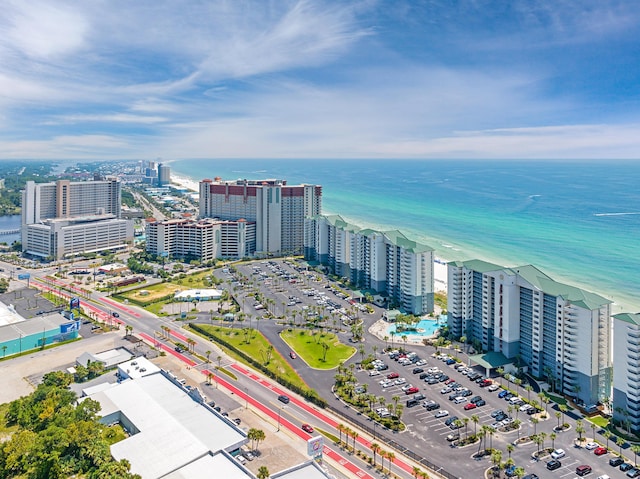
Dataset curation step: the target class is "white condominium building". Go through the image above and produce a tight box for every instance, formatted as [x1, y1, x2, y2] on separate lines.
[612, 313, 640, 434]
[304, 214, 434, 315]
[199, 178, 321, 256]
[21, 179, 133, 259]
[145, 218, 256, 261]
[448, 259, 612, 406]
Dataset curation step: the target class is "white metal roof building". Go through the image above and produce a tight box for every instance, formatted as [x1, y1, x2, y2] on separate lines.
[86, 370, 247, 478]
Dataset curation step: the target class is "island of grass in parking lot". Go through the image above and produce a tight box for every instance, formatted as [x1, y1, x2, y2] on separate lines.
[280, 330, 356, 369]
[192, 324, 303, 387]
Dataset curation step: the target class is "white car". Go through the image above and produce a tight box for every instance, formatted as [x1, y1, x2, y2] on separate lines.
[380, 380, 392, 388]
[401, 383, 414, 392]
[487, 384, 500, 392]
[519, 403, 532, 412]
[435, 410, 449, 418]
[551, 448, 566, 459]
[369, 370, 381, 377]
[490, 422, 502, 430]
[440, 386, 452, 394]
[394, 378, 407, 386]
[585, 441, 599, 450]
[415, 359, 428, 366]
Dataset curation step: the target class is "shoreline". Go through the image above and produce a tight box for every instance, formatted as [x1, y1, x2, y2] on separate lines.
[170, 174, 450, 293]
[170, 172, 635, 312]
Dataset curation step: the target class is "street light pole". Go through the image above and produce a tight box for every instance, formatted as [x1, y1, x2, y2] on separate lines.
[277, 406, 284, 431]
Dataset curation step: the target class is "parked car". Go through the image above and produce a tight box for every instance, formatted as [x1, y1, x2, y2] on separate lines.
[435, 409, 449, 418]
[610, 457, 624, 467]
[463, 403, 477, 410]
[412, 367, 424, 374]
[594, 446, 608, 456]
[585, 441, 599, 450]
[551, 449, 566, 459]
[546, 459, 562, 471]
[387, 372, 400, 379]
[620, 463, 634, 472]
[475, 399, 486, 407]
[576, 465, 592, 476]
[405, 387, 420, 395]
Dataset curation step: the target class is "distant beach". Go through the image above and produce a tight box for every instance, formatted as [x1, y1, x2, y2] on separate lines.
[169, 159, 640, 313]
[172, 173, 450, 293]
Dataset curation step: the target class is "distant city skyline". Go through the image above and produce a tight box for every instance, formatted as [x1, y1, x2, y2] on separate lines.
[1, 1, 639, 160]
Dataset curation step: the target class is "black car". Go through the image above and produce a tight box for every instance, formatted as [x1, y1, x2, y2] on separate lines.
[495, 413, 508, 421]
[461, 389, 473, 397]
[444, 416, 459, 426]
[424, 401, 440, 411]
[412, 367, 424, 374]
[621, 463, 634, 472]
[610, 457, 624, 467]
[470, 395, 482, 403]
[522, 475, 539, 479]
[419, 373, 429, 380]
[546, 460, 562, 471]
[439, 375, 449, 382]
[412, 393, 426, 401]
[278, 395, 290, 404]
[378, 364, 389, 371]
[475, 399, 487, 407]
[491, 409, 504, 418]
[175, 346, 185, 353]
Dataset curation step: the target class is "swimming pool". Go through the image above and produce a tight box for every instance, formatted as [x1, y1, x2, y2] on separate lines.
[387, 317, 445, 338]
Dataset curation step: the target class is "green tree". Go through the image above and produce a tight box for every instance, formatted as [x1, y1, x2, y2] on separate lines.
[257, 466, 270, 479]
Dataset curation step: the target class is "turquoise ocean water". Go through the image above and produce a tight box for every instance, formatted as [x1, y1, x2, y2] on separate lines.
[168, 159, 640, 313]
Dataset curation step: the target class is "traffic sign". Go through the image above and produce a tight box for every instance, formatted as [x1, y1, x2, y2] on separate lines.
[17, 273, 30, 280]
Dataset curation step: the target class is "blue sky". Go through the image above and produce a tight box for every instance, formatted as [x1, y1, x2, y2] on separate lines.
[1, 0, 639, 160]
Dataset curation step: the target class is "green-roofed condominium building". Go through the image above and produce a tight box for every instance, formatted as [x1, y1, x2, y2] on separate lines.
[304, 214, 434, 315]
[448, 259, 612, 406]
[613, 313, 640, 433]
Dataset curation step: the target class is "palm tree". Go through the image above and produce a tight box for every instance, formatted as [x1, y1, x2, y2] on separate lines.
[513, 466, 526, 478]
[513, 419, 522, 440]
[205, 350, 211, 363]
[617, 436, 625, 457]
[337, 424, 345, 446]
[496, 367, 505, 386]
[257, 466, 270, 479]
[531, 417, 539, 436]
[590, 421, 596, 441]
[555, 411, 562, 430]
[471, 414, 480, 436]
[386, 451, 395, 475]
[491, 450, 502, 474]
[576, 419, 585, 443]
[352, 430, 359, 451]
[550, 432, 557, 449]
[532, 434, 542, 455]
[463, 417, 470, 440]
[632, 445, 640, 466]
[370, 442, 380, 467]
[379, 450, 386, 472]
[525, 384, 533, 402]
[507, 443, 514, 459]
[603, 430, 612, 450]
[412, 466, 422, 479]
[559, 404, 568, 428]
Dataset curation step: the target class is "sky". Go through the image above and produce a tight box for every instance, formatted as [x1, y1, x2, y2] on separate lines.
[1, 0, 640, 160]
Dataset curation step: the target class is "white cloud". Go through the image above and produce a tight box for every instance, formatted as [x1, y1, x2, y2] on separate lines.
[4, 1, 88, 59]
[47, 113, 168, 125]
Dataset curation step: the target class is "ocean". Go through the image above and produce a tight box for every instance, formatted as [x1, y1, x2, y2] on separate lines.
[168, 159, 640, 313]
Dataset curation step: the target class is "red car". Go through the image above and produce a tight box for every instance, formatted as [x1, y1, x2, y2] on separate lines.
[301, 424, 314, 433]
[593, 446, 607, 456]
[405, 387, 420, 395]
[289, 351, 297, 359]
[445, 378, 456, 385]
[464, 403, 477, 410]
[387, 372, 400, 379]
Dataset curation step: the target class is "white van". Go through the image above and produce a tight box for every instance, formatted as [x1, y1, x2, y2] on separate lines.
[453, 396, 467, 404]
[508, 396, 523, 405]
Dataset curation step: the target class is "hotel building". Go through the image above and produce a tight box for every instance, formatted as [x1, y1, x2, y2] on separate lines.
[304, 214, 434, 315]
[145, 218, 256, 261]
[447, 259, 612, 406]
[199, 178, 322, 256]
[21, 179, 133, 260]
[613, 312, 640, 433]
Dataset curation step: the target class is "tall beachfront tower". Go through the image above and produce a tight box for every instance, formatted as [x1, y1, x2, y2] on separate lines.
[199, 178, 322, 256]
[612, 312, 640, 434]
[447, 259, 612, 406]
[157, 164, 171, 186]
[21, 178, 133, 259]
[304, 214, 434, 315]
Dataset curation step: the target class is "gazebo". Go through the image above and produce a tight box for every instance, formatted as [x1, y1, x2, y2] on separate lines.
[468, 351, 513, 378]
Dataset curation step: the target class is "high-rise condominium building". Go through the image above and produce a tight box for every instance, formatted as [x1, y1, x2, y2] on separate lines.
[304, 214, 434, 315]
[157, 164, 171, 186]
[199, 178, 322, 256]
[145, 218, 256, 261]
[612, 312, 640, 433]
[21, 179, 133, 260]
[448, 259, 612, 406]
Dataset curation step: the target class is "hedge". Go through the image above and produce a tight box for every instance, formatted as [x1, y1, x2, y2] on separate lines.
[189, 323, 327, 408]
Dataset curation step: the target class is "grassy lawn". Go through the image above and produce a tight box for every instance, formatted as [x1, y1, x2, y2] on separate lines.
[281, 330, 355, 369]
[588, 415, 609, 428]
[545, 393, 569, 407]
[193, 325, 305, 388]
[170, 270, 221, 289]
[119, 282, 185, 302]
